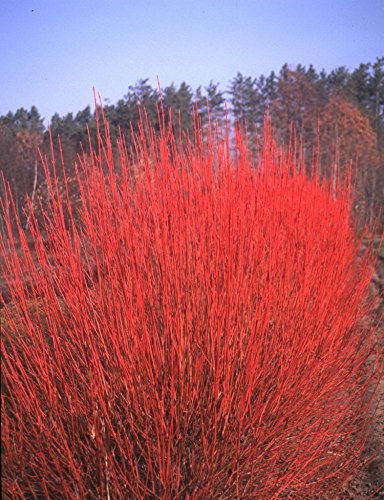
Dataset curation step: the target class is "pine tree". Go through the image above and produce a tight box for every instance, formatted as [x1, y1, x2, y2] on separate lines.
[270, 65, 321, 156]
[163, 82, 194, 137]
[205, 81, 226, 129]
[348, 63, 372, 115]
[370, 57, 384, 152]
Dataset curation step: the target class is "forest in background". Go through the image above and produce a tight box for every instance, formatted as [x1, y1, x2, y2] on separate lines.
[0, 58, 383, 235]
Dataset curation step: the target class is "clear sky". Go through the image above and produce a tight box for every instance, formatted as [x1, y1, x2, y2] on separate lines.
[1, 0, 383, 124]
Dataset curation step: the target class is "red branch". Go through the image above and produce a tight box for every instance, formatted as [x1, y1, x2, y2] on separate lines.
[1, 109, 382, 498]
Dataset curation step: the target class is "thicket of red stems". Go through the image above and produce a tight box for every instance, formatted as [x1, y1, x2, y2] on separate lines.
[1, 107, 382, 499]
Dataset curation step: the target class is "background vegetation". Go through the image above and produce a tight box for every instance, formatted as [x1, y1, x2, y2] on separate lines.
[1, 58, 383, 236]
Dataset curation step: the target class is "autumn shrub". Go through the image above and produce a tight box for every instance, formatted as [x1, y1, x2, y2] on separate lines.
[1, 107, 382, 498]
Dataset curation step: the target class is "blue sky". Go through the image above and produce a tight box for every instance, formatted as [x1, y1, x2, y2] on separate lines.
[1, 0, 383, 124]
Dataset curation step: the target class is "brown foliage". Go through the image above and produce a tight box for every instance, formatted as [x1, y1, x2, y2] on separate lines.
[321, 96, 379, 170]
[320, 96, 382, 227]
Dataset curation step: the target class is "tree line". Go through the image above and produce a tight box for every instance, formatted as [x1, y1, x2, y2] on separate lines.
[1, 58, 383, 234]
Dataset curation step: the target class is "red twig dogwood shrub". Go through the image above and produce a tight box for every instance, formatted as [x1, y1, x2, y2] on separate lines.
[1, 106, 382, 498]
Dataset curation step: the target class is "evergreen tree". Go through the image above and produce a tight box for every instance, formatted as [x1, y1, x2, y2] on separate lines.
[348, 63, 372, 115]
[263, 71, 279, 108]
[270, 65, 321, 152]
[370, 57, 384, 151]
[205, 81, 226, 128]
[163, 82, 194, 136]
[327, 66, 351, 96]
[194, 85, 208, 126]
[0, 106, 45, 229]
[228, 72, 263, 152]
[194, 81, 226, 130]
[124, 78, 160, 127]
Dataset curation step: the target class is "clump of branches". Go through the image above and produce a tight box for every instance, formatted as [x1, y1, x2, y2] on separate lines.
[1, 104, 382, 498]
